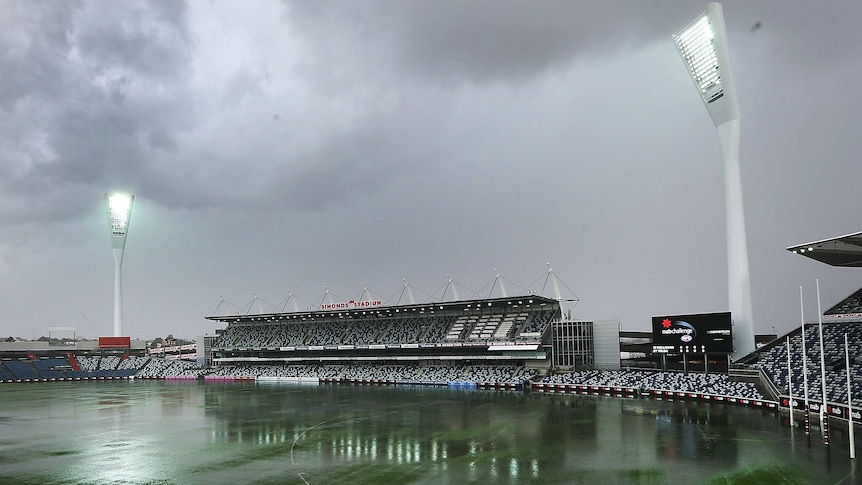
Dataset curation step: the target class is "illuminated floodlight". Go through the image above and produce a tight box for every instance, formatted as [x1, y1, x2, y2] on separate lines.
[105, 192, 135, 337]
[674, 3, 754, 360]
[108, 193, 132, 237]
[673, 4, 739, 126]
[674, 15, 721, 102]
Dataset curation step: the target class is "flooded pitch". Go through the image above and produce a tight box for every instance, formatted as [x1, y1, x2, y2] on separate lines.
[0, 381, 856, 484]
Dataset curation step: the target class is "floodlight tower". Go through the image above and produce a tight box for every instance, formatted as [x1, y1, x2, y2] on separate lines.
[106, 192, 134, 337]
[673, 3, 754, 360]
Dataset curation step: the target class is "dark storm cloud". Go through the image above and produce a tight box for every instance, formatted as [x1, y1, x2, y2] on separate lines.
[1, 0, 861, 340]
[284, 0, 651, 85]
[283, 1, 716, 86]
[0, 0, 193, 225]
[275, 94, 455, 211]
[0, 1, 79, 109]
[75, 1, 190, 79]
[284, 0, 860, 85]
[211, 0, 862, 216]
[3, 0, 856, 224]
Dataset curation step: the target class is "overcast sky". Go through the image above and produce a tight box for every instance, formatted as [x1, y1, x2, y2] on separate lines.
[1, 0, 860, 341]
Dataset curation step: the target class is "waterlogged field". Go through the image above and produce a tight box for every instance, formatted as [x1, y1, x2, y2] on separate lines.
[0, 381, 856, 484]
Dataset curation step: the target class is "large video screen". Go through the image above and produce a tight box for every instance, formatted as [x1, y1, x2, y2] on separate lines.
[651, 312, 733, 354]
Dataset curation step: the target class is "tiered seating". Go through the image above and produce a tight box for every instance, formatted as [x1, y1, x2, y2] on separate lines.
[213, 323, 310, 349]
[211, 363, 344, 379]
[59, 355, 92, 379]
[749, 322, 862, 406]
[271, 324, 308, 347]
[445, 311, 525, 341]
[136, 358, 175, 378]
[444, 316, 470, 340]
[467, 315, 503, 340]
[99, 355, 119, 369]
[493, 313, 523, 339]
[214, 302, 555, 350]
[201, 298, 561, 390]
[136, 358, 203, 378]
[546, 370, 764, 399]
[4, 360, 40, 380]
[92, 356, 120, 377]
[32, 358, 71, 379]
[208, 363, 536, 384]
[343, 320, 381, 345]
[161, 360, 207, 377]
[115, 356, 149, 377]
[214, 324, 274, 349]
[303, 321, 343, 345]
[75, 355, 101, 371]
[417, 315, 456, 343]
[377, 317, 423, 344]
[0, 365, 15, 381]
[520, 309, 555, 336]
[825, 288, 862, 316]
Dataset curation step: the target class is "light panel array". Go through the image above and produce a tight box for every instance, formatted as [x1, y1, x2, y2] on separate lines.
[673, 13, 723, 103]
[108, 193, 132, 236]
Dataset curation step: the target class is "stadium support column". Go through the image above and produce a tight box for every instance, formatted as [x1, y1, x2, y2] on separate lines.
[674, 3, 754, 360]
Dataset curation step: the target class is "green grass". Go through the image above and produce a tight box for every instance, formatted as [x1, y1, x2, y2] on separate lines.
[705, 464, 810, 485]
[257, 463, 428, 485]
[45, 450, 82, 457]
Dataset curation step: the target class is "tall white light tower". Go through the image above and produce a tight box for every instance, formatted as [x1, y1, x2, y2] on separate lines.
[106, 192, 134, 337]
[673, 3, 754, 360]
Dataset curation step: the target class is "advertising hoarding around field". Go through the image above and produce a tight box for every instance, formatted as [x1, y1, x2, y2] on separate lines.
[651, 312, 733, 354]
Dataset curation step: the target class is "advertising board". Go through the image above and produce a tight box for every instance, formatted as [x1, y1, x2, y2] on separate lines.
[651, 312, 732, 354]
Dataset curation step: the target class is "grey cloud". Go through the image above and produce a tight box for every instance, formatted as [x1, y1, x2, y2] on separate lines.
[2, 0, 861, 340]
[282, 1, 692, 86]
[0, 1, 79, 109]
[0, 0, 194, 225]
[284, 0, 861, 87]
[275, 94, 454, 211]
[75, 0, 190, 80]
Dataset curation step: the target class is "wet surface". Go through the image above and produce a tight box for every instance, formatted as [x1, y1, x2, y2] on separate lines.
[0, 381, 856, 484]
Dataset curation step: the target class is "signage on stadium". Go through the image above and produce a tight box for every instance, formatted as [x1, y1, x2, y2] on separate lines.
[320, 299, 383, 310]
[824, 313, 862, 320]
[99, 336, 131, 349]
[821, 403, 862, 421]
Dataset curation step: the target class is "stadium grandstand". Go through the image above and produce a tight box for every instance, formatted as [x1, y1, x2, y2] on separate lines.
[4, 251, 862, 424]
[727, 230, 862, 422]
[202, 291, 563, 389]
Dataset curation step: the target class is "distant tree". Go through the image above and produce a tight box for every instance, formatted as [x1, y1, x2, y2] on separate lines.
[4, 336, 14, 342]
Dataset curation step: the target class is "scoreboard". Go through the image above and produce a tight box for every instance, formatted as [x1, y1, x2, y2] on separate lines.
[651, 312, 733, 354]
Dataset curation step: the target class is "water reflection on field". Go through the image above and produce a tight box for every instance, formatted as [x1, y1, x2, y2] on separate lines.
[0, 381, 855, 484]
